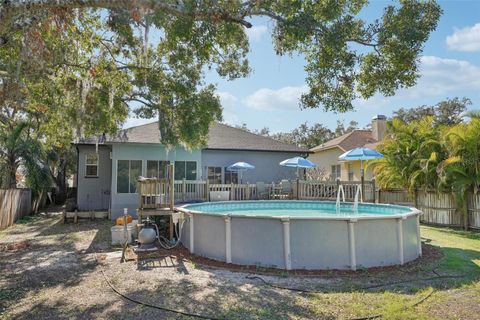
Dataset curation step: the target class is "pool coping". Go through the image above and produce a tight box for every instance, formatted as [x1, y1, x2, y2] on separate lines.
[175, 200, 422, 221]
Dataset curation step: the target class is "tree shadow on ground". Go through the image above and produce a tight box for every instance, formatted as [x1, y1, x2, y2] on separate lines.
[2, 217, 479, 320]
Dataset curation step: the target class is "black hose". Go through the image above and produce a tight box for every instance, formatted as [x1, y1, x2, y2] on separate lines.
[246, 271, 466, 293]
[94, 252, 223, 320]
[245, 272, 465, 320]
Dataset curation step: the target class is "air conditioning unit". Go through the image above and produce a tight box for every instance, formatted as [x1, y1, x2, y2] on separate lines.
[209, 191, 230, 202]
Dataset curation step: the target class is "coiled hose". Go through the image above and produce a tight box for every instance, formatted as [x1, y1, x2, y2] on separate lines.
[154, 217, 186, 250]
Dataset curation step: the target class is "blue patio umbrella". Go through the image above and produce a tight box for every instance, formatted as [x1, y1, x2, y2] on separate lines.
[338, 147, 384, 177]
[279, 156, 316, 178]
[227, 162, 255, 183]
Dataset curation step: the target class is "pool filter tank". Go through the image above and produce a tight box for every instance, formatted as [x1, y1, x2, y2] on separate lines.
[136, 218, 158, 252]
[135, 212, 185, 252]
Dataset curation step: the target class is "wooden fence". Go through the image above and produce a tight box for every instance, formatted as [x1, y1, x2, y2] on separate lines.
[298, 180, 375, 202]
[378, 189, 480, 229]
[0, 189, 32, 230]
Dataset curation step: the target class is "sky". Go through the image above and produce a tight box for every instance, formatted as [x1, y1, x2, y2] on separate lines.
[125, 0, 480, 133]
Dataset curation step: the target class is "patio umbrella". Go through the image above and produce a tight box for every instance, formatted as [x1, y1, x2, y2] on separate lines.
[227, 162, 255, 183]
[338, 147, 384, 177]
[279, 156, 316, 178]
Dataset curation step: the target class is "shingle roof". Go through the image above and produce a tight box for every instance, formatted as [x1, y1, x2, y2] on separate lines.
[78, 121, 309, 153]
[310, 130, 377, 152]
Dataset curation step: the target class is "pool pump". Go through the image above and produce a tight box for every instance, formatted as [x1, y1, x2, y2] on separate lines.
[134, 212, 185, 252]
[135, 218, 158, 252]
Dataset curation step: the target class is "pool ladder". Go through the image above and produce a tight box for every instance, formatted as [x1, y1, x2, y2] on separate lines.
[336, 184, 363, 214]
[353, 185, 363, 213]
[336, 185, 345, 214]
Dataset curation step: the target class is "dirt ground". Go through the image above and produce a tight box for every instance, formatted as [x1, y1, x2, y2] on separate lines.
[0, 214, 479, 320]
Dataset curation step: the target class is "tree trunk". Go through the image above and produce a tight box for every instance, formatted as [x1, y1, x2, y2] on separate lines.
[54, 157, 67, 204]
[463, 190, 469, 231]
[5, 158, 17, 189]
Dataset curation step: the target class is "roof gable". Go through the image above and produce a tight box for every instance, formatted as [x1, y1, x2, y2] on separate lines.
[310, 130, 377, 153]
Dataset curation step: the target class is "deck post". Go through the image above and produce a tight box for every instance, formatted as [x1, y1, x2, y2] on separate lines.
[281, 217, 292, 270]
[348, 219, 357, 271]
[182, 178, 186, 202]
[397, 217, 405, 264]
[205, 179, 210, 201]
[225, 215, 232, 263]
[169, 165, 175, 240]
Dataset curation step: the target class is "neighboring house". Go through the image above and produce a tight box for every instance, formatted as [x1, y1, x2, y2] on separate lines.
[309, 115, 387, 181]
[75, 122, 309, 218]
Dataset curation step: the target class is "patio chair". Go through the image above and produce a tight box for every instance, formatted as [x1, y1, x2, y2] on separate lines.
[280, 180, 293, 199]
[256, 181, 269, 199]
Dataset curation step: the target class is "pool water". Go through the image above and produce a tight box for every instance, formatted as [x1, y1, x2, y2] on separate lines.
[182, 200, 412, 218]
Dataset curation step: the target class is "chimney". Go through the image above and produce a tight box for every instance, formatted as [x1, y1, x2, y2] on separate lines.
[371, 115, 387, 141]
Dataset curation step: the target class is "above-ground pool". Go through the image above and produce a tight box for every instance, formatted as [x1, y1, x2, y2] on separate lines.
[177, 200, 422, 270]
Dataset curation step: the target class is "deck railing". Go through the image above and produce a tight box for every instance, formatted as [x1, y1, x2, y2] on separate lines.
[138, 178, 376, 209]
[138, 179, 480, 229]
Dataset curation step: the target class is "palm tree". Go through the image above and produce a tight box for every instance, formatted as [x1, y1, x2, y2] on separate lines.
[0, 122, 51, 211]
[438, 118, 480, 230]
[373, 117, 443, 192]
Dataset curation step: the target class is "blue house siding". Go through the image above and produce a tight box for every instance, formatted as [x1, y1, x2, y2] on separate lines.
[76, 145, 112, 211]
[110, 143, 202, 219]
[201, 150, 301, 183]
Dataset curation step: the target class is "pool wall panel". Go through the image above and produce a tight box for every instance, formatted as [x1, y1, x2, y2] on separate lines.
[355, 219, 398, 267]
[231, 217, 284, 268]
[290, 220, 350, 269]
[182, 216, 191, 251]
[403, 216, 419, 262]
[194, 215, 226, 261]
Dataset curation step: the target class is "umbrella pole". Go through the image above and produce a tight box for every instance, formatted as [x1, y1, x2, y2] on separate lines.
[360, 160, 364, 202]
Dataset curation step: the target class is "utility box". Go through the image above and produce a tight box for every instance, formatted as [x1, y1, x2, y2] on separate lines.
[209, 191, 230, 202]
[111, 225, 135, 245]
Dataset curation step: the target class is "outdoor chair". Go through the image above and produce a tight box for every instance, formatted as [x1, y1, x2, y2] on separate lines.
[280, 180, 293, 199]
[256, 181, 269, 199]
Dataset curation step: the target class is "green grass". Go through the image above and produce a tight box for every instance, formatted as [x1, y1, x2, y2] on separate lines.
[421, 225, 480, 275]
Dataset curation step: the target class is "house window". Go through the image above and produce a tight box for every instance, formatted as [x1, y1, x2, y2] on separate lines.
[348, 164, 354, 181]
[331, 164, 341, 180]
[147, 160, 170, 179]
[85, 153, 98, 177]
[207, 167, 222, 184]
[174, 161, 197, 180]
[117, 160, 142, 193]
[224, 167, 239, 184]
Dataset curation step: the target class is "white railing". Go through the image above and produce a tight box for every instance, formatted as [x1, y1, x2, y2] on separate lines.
[138, 179, 376, 209]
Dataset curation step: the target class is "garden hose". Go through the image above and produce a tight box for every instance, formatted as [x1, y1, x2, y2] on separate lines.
[245, 273, 467, 320]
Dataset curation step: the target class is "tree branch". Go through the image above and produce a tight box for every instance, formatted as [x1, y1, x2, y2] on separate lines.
[0, 0, 253, 43]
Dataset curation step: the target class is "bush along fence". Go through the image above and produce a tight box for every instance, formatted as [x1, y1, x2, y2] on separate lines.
[0, 189, 32, 230]
[378, 189, 480, 230]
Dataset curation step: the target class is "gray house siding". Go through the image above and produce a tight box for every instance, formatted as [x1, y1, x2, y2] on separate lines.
[110, 143, 202, 219]
[201, 150, 302, 183]
[76, 145, 112, 211]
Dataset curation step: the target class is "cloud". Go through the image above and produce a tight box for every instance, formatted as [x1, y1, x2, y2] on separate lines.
[446, 23, 480, 52]
[244, 85, 308, 111]
[245, 25, 268, 42]
[398, 56, 480, 97]
[217, 91, 240, 124]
